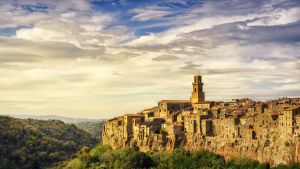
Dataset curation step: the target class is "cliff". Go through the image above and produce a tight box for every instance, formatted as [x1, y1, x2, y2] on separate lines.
[103, 125, 300, 166]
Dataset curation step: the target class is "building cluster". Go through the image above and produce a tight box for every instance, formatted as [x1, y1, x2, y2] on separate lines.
[102, 75, 300, 150]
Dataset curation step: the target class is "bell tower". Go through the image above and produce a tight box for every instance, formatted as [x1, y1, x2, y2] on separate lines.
[190, 75, 205, 103]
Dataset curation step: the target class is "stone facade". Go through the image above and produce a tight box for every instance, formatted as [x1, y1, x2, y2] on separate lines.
[190, 75, 205, 103]
[158, 100, 191, 118]
[102, 75, 300, 166]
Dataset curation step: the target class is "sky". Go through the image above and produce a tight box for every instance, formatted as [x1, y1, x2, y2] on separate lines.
[0, 0, 300, 119]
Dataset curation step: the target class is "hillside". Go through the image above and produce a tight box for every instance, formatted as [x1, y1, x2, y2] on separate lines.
[75, 122, 104, 141]
[0, 116, 98, 169]
[54, 144, 300, 169]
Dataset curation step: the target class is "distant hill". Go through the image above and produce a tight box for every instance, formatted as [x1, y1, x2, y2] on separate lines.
[75, 122, 104, 141]
[0, 115, 98, 169]
[1, 114, 106, 123]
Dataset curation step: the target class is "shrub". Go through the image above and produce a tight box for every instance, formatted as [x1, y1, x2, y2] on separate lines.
[226, 158, 269, 169]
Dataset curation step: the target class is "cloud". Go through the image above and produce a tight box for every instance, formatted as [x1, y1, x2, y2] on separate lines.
[0, 0, 300, 118]
[175, 63, 265, 76]
[130, 5, 173, 21]
[247, 7, 300, 26]
[199, 0, 300, 18]
[14, 13, 115, 49]
[205, 68, 261, 75]
[104, 51, 140, 60]
[112, 71, 123, 75]
[0, 51, 39, 63]
[0, 37, 104, 63]
[152, 54, 179, 61]
[182, 20, 300, 49]
[199, 0, 266, 16]
[178, 61, 201, 73]
[0, 0, 92, 28]
[295, 62, 300, 70]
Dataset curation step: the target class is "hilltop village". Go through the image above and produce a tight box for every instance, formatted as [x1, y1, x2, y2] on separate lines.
[102, 75, 300, 166]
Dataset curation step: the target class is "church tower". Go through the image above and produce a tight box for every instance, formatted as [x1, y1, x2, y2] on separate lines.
[190, 75, 205, 103]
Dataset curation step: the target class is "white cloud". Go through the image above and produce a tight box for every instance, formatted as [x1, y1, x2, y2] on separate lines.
[14, 12, 126, 50]
[247, 7, 300, 26]
[126, 13, 270, 47]
[0, 0, 91, 28]
[131, 5, 173, 21]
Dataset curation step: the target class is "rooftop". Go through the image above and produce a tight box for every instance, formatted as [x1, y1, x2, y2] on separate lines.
[159, 100, 191, 103]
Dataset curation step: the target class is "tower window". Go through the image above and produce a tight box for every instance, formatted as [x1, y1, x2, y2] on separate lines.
[194, 88, 197, 92]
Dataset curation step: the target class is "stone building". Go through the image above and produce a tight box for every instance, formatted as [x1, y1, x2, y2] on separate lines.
[102, 74, 300, 166]
[102, 117, 125, 146]
[158, 100, 191, 118]
[142, 107, 159, 120]
[294, 116, 300, 136]
[220, 118, 240, 138]
[123, 114, 143, 140]
[183, 113, 208, 135]
[255, 103, 268, 114]
[163, 123, 184, 135]
[193, 101, 213, 110]
[201, 119, 213, 136]
[253, 113, 278, 129]
[211, 107, 221, 119]
[278, 107, 300, 135]
[136, 118, 165, 141]
[240, 124, 256, 140]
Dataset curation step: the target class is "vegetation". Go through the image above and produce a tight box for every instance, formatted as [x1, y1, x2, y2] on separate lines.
[0, 116, 98, 169]
[225, 158, 269, 169]
[55, 144, 300, 169]
[75, 122, 104, 141]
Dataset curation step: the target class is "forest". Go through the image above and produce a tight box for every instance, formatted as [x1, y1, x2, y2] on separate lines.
[75, 122, 104, 141]
[0, 116, 97, 169]
[56, 144, 300, 169]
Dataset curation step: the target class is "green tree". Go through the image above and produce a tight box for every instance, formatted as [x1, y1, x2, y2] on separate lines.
[0, 116, 97, 169]
[226, 158, 269, 169]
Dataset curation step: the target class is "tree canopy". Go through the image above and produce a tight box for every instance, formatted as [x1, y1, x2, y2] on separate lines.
[0, 116, 97, 169]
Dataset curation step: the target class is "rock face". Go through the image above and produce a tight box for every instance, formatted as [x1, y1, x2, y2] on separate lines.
[103, 126, 300, 166]
[184, 131, 298, 166]
[102, 75, 300, 166]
